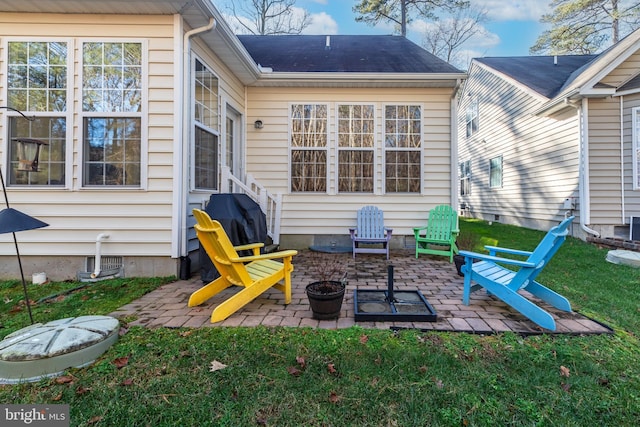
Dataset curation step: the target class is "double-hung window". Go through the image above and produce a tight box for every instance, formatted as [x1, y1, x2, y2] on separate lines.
[466, 98, 479, 137]
[82, 42, 142, 186]
[193, 58, 219, 190]
[459, 160, 470, 195]
[6, 41, 68, 186]
[489, 156, 502, 188]
[290, 104, 328, 192]
[384, 105, 422, 193]
[337, 104, 374, 192]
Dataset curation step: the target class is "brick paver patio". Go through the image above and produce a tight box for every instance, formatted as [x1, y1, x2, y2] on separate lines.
[110, 249, 612, 335]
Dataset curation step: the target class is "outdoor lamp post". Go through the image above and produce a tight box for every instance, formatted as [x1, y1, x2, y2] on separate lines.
[0, 106, 49, 324]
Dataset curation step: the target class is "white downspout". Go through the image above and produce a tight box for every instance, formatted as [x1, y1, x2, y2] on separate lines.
[579, 99, 600, 237]
[175, 17, 216, 259]
[620, 95, 625, 223]
[91, 233, 110, 279]
[450, 78, 463, 209]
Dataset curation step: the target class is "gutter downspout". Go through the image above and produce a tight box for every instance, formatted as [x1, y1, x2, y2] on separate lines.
[91, 233, 110, 279]
[176, 17, 216, 259]
[450, 78, 464, 209]
[620, 95, 625, 223]
[579, 98, 600, 237]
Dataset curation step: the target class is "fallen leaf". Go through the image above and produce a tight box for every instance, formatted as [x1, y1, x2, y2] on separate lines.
[327, 363, 337, 374]
[359, 334, 369, 344]
[52, 393, 63, 401]
[560, 366, 570, 378]
[209, 360, 228, 372]
[180, 330, 193, 337]
[287, 366, 301, 376]
[122, 378, 134, 386]
[328, 391, 341, 403]
[76, 386, 90, 395]
[598, 377, 610, 387]
[419, 365, 428, 373]
[55, 375, 74, 384]
[296, 356, 306, 368]
[561, 382, 571, 392]
[87, 416, 103, 424]
[113, 356, 129, 369]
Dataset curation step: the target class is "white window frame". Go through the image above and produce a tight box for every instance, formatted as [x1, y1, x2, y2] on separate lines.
[191, 56, 220, 192]
[459, 159, 470, 196]
[335, 103, 376, 193]
[489, 155, 503, 189]
[79, 39, 147, 189]
[633, 107, 640, 190]
[3, 38, 73, 188]
[288, 103, 329, 193]
[466, 98, 479, 138]
[383, 103, 423, 194]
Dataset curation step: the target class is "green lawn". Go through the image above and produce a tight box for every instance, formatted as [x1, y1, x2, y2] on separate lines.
[1, 219, 639, 426]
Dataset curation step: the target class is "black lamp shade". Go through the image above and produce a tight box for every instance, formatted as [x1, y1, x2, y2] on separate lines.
[0, 208, 49, 234]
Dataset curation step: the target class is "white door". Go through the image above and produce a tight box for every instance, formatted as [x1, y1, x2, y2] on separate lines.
[225, 106, 243, 184]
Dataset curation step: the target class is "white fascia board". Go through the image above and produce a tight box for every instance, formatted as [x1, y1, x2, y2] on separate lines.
[253, 72, 468, 87]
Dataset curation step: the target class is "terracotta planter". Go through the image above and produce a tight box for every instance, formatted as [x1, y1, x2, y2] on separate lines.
[306, 280, 346, 320]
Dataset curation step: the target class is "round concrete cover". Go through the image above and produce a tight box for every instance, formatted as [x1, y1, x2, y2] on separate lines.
[0, 315, 119, 384]
[606, 249, 640, 268]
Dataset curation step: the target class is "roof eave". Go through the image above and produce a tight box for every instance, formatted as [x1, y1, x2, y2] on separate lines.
[251, 72, 468, 87]
[533, 89, 581, 116]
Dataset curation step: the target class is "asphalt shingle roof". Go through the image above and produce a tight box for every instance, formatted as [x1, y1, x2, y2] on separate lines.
[237, 35, 462, 74]
[476, 55, 597, 98]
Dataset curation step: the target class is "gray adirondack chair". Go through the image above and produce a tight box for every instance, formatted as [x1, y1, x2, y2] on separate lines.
[349, 206, 393, 259]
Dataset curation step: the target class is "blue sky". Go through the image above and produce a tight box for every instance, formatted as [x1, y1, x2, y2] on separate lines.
[217, 0, 551, 62]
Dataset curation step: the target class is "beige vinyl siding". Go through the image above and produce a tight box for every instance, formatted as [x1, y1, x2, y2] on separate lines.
[601, 52, 640, 87]
[621, 94, 640, 219]
[0, 13, 176, 258]
[587, 97, 623, 225]
[246, 87, 455, 236]
[458, 64, 580, 231]
[184, 39, 248, 254]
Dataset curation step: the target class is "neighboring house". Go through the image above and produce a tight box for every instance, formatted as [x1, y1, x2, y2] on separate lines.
[458, 27, 640, 241]
[0, 0, 465, 280]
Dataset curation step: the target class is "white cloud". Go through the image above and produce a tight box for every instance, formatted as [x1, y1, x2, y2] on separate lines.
[472, 0, 550, 21]
[304, 11, 339, 34]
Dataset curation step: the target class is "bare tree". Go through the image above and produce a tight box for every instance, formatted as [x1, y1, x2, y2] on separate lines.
[225, 0, 310, 35]
[421, 5, 488, 68]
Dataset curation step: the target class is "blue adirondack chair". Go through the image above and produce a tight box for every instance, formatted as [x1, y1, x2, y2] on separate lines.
[349, 206, 393, 259]
[460, 216, 575, 331]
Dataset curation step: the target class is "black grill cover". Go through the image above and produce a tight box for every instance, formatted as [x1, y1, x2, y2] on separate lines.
[199, 193, 267, 282]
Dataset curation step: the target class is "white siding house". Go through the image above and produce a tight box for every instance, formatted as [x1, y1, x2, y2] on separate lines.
[458, 28, 640, 241]
[0, 0, 466, 280]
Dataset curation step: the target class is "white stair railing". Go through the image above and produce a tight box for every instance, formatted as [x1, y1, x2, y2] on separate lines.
[220, 166, 282, 245]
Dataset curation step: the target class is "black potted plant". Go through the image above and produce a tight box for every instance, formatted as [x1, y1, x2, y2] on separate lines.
[453, 230, 480, 276]
[305, 252, 348, 320]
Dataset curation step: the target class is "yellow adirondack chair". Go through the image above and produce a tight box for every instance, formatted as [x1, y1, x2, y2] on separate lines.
[189, 209, 298, 323]
[413, 204, 459, 262]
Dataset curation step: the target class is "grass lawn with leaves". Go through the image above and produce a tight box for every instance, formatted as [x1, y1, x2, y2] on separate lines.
[1, 219, 639, 426]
